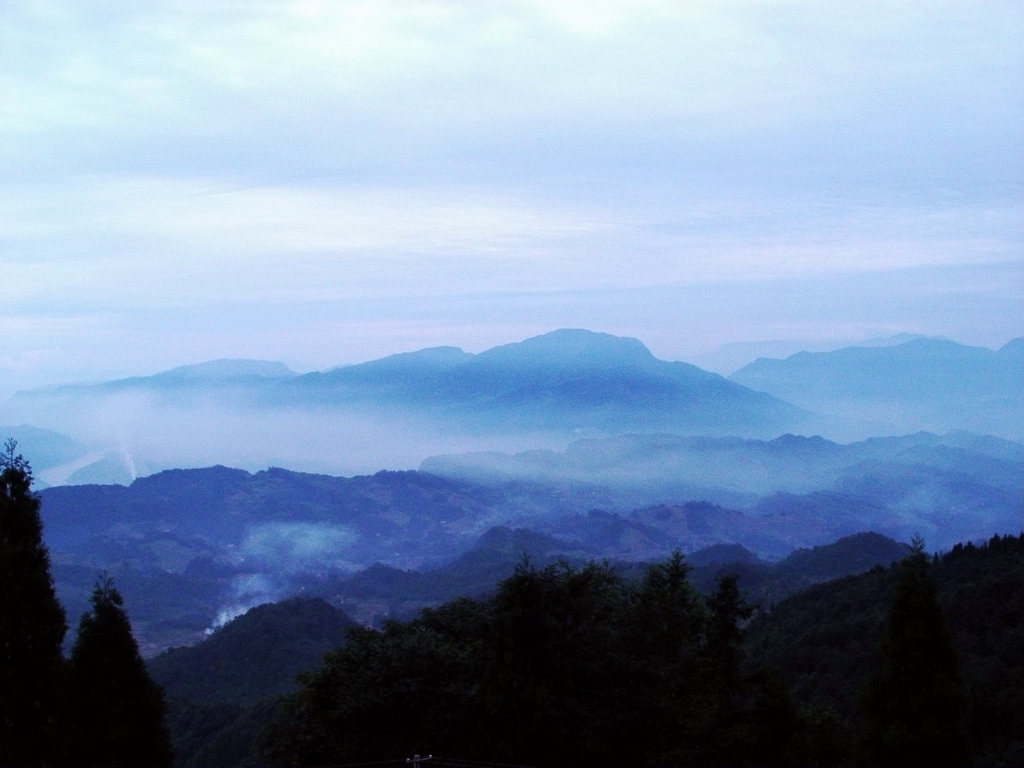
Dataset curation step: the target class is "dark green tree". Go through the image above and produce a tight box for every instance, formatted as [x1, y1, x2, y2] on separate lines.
[0, 439, 67, 766]
[265, 555, 802, 768]
[263, 597, 488, 767]
[622, 551, 706, 764]
[482, 560, 627, 766]
[670, 574, 800, 768]
[860, 536, 968, 767]
[61, 576, 173, 768]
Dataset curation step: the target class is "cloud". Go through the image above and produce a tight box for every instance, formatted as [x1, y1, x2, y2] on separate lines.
[241, 523, 359, 571]
[0, 1, 1019, 388]
[1, 175, 1017, 305]
[2, 1, 1019, 183]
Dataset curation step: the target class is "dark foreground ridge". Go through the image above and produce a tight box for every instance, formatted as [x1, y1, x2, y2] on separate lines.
[155, 533, 1023, 768]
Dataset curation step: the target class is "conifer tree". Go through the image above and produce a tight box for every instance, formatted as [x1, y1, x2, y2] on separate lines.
[62, 576, 173, 768]
[860, 536, 968, 767]
[0, 439, 67, 766]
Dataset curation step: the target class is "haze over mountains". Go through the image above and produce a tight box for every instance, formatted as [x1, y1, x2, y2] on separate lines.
[4, 327, 1019, 656]
[37, 426, 1021, 653]
[2, 329, 1020, 481]
[731, 337, 1024, 440]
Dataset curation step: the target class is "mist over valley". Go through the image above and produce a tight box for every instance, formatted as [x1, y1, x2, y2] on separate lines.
[3, 4, 1021, 765]
[4, 329, 1020, 483]
[3, 326, 1018, 668]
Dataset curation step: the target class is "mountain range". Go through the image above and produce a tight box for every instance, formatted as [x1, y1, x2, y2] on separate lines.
[286, 330, 799, 434]
[730, 337, 1023, 440]
[37, 427, 1021, 652]
[7, 328, 1018, 767]
[5, 330, 1020, 480]
[424, 430, 1022, 547]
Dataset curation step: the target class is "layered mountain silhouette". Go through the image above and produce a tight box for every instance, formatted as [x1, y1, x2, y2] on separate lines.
[423, 429, 1022, 503]
[730, 336, 1024, 439]
[38, 427, 1021, 652]
[3, 330, 814, 479]
[13, 330, 802, 440]
[7, 330, 1020, 477]
[290, 329, 811, 436]
[40, 359, 299, 392]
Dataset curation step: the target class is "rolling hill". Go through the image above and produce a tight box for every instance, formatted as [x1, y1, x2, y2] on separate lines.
[37, 426, 1021, 654]
[148, 597, 356, 705]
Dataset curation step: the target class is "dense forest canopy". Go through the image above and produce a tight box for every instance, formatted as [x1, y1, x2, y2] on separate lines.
[747, 533, 1023, 766]
[265, 556, 801, 768]
[258, 536, 1021, 768]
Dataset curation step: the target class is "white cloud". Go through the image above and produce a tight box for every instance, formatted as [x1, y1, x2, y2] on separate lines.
[0, 174, 1017, 296]
[242, 522, 358, 570]
[2, 1, 1019, 174]
[0, 1, 1019, 388]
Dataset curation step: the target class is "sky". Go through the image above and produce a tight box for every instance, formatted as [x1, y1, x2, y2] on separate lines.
[1, 0, 1022, 391]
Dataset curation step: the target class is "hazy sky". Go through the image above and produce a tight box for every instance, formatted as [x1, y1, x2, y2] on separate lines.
[2, 0, 1022, 390]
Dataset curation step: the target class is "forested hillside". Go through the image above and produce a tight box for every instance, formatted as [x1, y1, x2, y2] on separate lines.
[148, 598, 357, 768]
[265, 557, 793, 768]
[149, 598, 356, 705]
[747, 533, 1023, 766]
[307, 529, 911, 624]
[149, 533, 1022, 767]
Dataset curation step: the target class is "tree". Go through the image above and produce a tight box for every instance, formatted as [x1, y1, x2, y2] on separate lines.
[482, 560, 627, 766]
[623, 551, 706, 764]
[860, 536, 968, 767]
[61, 576, 173, 768]
[0, 439, 67, 766]
[266, 555, 802, 768]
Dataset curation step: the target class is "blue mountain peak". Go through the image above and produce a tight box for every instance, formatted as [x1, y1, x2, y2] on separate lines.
[474, 329, 657, 370]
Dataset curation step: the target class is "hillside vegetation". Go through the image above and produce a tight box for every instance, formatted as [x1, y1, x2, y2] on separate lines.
[747, 533, 1023, 766]
[149, 534, 1022, 767]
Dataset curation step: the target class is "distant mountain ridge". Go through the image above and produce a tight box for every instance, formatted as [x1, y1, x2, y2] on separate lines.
[690, 333, 945, 375]
[8, 331, 804, 472]
[423, 429, 1023, 498]
[730, 336, 1024, 439]
[282, 329, 804, 436]
[6, 331, 1020, 476]
[25, 359, 297, 394]
[423, 430, 1022, 558]
[148, 359, 297, 381]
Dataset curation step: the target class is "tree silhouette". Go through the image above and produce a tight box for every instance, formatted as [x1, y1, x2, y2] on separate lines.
[860, 536, 968, 767]
[266, 556, 803, 768]
[61, 576, 173, 768]
[0, 439, 67, 766]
